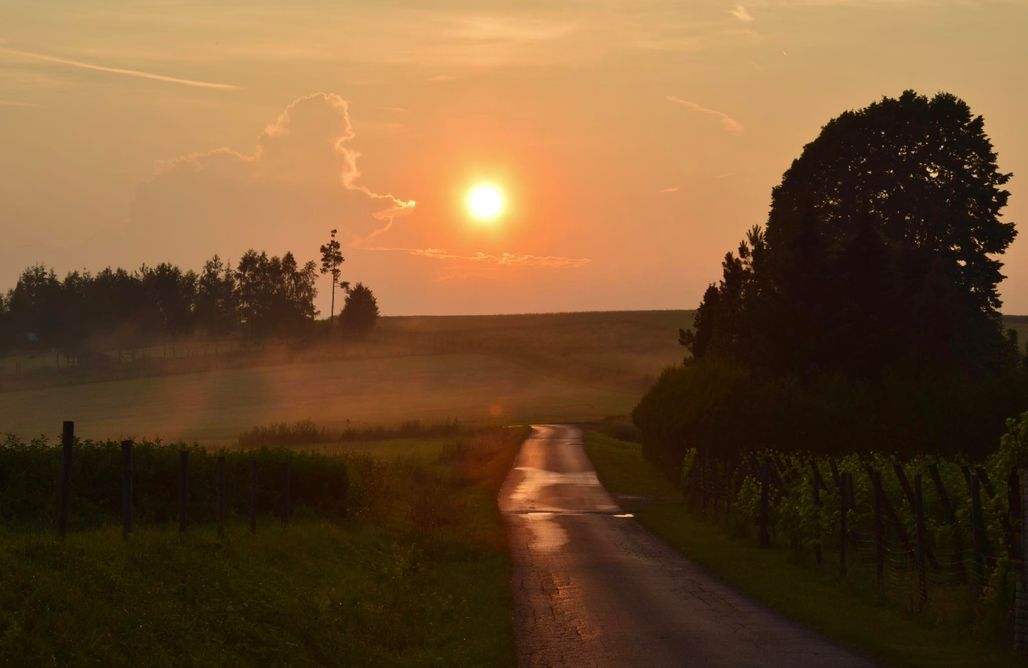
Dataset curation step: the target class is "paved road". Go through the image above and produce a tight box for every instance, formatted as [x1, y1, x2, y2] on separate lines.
[499, 424, 877, 668]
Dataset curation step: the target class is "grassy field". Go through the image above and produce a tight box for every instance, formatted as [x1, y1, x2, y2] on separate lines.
[582, 430, 1025, 668]
[0, 310, 690, 443]
[0, 427, 524, 666]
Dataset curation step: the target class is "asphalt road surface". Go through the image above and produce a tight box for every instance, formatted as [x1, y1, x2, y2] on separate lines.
[499, 424, 878, 668]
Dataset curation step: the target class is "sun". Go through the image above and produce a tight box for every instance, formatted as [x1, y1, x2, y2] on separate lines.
[466, 182, 506, 223]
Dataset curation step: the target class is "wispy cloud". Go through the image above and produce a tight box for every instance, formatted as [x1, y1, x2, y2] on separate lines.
[730, 5, 755, 22]
[666, 95, 745, 135]
[132, 93, 414, 264]
[370, 247, 591, 269]
[659, 186, 680, 193]
[0, 98, 35, 107]
[0, 46, 239, 90]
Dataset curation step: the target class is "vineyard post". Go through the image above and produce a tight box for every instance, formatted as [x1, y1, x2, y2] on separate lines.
[840, 472, 851, 578]
[914, 474, 927, 608]
[970, 475, 985, 596]
[249, 457, 257, 534]
[58, 421, 74, 537]
[872, 469, 885, 586]
[216, 453, 226, 539]
[929, 463, 965, 581]
[758, 458, 770, 548]
[1016, 469, 1027, 653]
[281, 463, 291, 525]
[700, 452, 709, 514]
[1008, 472, 1021, 563]
[811, 461, 823, 566]
[178, 450, 189, 533]
[121, 440, 133, 538]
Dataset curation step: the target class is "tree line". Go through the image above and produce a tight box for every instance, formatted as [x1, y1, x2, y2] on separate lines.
[0, 249, 380, 356]
[635, 90, 1027, 471]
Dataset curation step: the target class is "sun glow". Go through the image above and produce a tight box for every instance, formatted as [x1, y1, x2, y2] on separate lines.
[466, 182, 506, 222]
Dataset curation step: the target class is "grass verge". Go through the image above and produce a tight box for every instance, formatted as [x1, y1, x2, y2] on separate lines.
[583, 430, 1024, 668]
[0, 427, 526, 666]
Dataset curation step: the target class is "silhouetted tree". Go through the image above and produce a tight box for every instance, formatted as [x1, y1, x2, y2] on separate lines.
[235, 250, 318, 338]
[140, 263, 197, 337]
[339, 283, 379, 337]
[5, 265, 63, 349]
[319, 229, 347, 322]
[683, 90, 1016, 379]
[194, 255, 238, 336]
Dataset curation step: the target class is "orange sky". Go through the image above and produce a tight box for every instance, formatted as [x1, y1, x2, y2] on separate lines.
[1, 1, 1026, 315]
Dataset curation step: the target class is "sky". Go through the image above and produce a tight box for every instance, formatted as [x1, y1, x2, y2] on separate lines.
[1, 0, 1027, 316]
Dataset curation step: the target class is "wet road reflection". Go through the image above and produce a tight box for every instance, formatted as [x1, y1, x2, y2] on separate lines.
[499, 425, 877, 668]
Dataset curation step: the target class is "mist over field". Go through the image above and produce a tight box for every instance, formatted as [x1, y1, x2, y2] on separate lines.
[0, 311, 688, 442]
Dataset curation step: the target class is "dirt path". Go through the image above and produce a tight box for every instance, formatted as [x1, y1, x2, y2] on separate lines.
[499, 424, 878, 668]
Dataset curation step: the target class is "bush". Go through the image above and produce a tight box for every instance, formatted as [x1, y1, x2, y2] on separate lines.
[338, 283, 379, 337]
[634, 357, 1028, 478]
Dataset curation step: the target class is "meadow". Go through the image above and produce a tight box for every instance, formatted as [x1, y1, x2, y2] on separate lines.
[0, 426, 525, 666]
[0, 310, 689, 443]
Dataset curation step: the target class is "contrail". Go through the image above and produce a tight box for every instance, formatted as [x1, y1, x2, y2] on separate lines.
[666, 95, 744, 135]
[0, 46, 239, 90]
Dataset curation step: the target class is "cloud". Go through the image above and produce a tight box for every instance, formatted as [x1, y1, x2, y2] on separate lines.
[369, 247, 591, 269]
[0, 99, 35, 107]
[130, 93, 414, 262]
[730, 5, 755, 22]
[666, 95, 745, 135]
[0, 46, 238, 90]
[659, 186, 681, 193]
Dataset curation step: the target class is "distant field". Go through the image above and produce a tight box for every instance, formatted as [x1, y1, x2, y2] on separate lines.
[0, 310, 691, 443]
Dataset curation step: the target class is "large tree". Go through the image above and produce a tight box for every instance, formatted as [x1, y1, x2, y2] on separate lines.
[685, 91, 1015, 378]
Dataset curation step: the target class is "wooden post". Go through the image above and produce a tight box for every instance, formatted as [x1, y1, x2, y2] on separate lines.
[894, 463, 916, 510]
[914, 474, 928, 608]
[872, 469, 885, 586]
[834, 470, 851, 575]
[827, 458, 841, 492]
[840, 472, 851, 578]
[280, 463, 291, 525]
[178, 450, 189, 533]
[249, 457, 257, 534]
[58, 421, 74, 537]
[970, 474, 985, 596]
[811, 461, 823, 566]
[929, 463, 966, 580]
[1008, 472, 1021, 564]
[758, 458, 770, 548]
[121, 440, 133, 538]
[699, 452, 709, 513]
[1016, 469, 1027, 653]
[216, 453, 226, 539]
